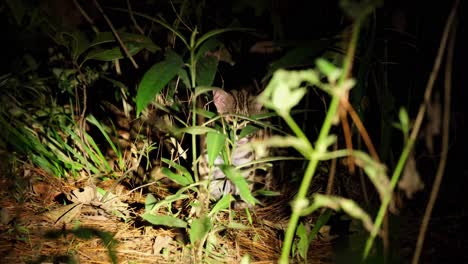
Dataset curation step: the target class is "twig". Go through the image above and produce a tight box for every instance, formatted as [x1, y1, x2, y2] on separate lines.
[325, 142, 337, 196]
[126, 0, 145, 35]
[93, 0, 139, 69]
[363, 0, 459, 258]
[411, 3, 457, 262]
[72, 0, 99, 33]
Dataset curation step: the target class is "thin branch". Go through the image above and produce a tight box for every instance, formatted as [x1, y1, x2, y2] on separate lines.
[412, 3, 457, 262]
[93, 0, 139, 69]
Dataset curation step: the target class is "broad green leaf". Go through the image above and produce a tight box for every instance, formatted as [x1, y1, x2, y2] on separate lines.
[196, 55, 218, 87]
[209, 194, 233, 217]
[309, 209, 332, 241]
[162, 167, 192, 186]
[69, 31, 91, 61]
[145, 194, 158, 212]
[296, 223, 309, 259]
[189, 215, 212, 244]
[206, 132, 226, 166]
[221, 165, 257, 206]
[161, 158, 193, 184]
[178, 68, 191, 89]
[195, 37, 221, 61]
[136, 50, 184, 116]
[259, 69, 318, 116]
[194, 86, 215, 98]
[90, 32, 160, 53]
[84, 44, 143, 62]
[149, 186, 193, 213]
[239, 125, 260, 139]
[141, 213, 187, 228]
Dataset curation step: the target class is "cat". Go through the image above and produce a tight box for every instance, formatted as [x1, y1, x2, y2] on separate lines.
[199, 87, 270, 202]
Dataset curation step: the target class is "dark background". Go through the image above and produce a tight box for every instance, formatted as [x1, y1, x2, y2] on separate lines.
[1, 0, 466, 263]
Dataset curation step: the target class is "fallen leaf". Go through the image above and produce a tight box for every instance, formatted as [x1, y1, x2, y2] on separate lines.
[152, 235, 172, 255]
[399, 153, 424, 199]
[44, 203, 83, 224]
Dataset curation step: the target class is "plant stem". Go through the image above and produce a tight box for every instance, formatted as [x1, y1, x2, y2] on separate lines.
[279, 17, 362, 263]
[190, 44, 199, 182]
[364, 1, 458, 257]
[363, 138, 413, 257]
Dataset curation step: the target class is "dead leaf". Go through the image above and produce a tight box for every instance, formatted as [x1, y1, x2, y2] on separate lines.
[44, 203, 83, 224]
[66, 186, 96, 204]
[152, 235, 173, 255]
[399, 153, 424, 199]
[0, 207, 11, 225]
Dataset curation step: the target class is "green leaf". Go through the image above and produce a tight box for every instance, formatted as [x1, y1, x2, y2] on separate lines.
[162, 167, 192, 186]
[178, 68, 191, 89]
[70, 31, 91, 62]
[141, 213, 187, 228]
[206, 132, 226, 166]
[145, 194, 158, 212]
[296, 223, 309, 259]
[136, 50, 184, 116]
[239, 125, 260, 139]
[316, 58, 342, 83]
[90, 32, 160, 53]
[254, 189, 281, 197]
[195, 37, 222, 61]
[196, 55, 218, 87]
[308, 194, 375, 233]
[399, 107, 410, 139]
[194, 28, 254, 50]
[84, 45, 143, 62]
[221, 165, 257, 206]
[309, 209, 332, 241]
[259, 135, 313, 158]
[209, 194, 233, 217]
[83, 33, 160, 64]
[161, 158, 193, 184]
[353, 150, 391, 201]
[189, 215, 212, 245]
[258, 69, 318, 116]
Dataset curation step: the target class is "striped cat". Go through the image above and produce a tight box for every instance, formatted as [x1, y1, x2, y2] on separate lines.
[199, 88, 270, 202]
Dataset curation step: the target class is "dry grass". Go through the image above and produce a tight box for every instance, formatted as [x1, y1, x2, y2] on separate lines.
[0, 165, 334, 263]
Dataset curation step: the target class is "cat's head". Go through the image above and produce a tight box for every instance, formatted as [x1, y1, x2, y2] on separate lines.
[212, 88, 263, 118]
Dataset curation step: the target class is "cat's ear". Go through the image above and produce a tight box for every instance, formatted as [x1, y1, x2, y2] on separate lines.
[213, 88, 235, 114]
